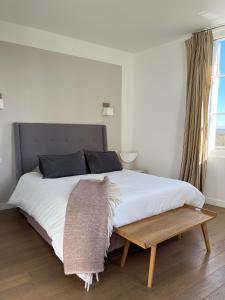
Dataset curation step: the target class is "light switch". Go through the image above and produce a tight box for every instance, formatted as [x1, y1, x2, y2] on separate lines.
[0, 100, 4, 109]
[0, 94, 4, 109]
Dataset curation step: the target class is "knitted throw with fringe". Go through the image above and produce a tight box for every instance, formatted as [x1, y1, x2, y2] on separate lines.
[63, 176, 120, 291]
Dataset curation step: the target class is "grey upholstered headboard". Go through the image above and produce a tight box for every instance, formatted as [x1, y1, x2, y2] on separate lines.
[14, 123, 107, 179]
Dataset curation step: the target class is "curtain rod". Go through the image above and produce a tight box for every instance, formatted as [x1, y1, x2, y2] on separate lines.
[196, 24, 225, 33]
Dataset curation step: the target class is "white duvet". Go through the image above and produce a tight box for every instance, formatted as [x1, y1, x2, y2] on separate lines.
[8, 169, 204, 262]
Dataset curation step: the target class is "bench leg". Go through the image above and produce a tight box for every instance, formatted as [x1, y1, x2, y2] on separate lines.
[121, 240, 130, 268]
[148, 245, 157, 288]
[201, 223, 211, 252]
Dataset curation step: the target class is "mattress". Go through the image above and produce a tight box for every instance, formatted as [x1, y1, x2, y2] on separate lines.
[8, 169, 205, 263]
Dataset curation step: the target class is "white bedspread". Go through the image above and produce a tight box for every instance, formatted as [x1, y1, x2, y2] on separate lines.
[8, 169, 204, 262]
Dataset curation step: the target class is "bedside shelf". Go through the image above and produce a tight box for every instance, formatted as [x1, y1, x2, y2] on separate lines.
[132, 169, 148, 174]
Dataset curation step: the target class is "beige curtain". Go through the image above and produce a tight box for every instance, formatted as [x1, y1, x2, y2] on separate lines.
[179, 30, 213, 191]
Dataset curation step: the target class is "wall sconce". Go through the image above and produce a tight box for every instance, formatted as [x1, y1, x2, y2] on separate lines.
[102, 102, 114, 116]
[0, 94, 4, 110]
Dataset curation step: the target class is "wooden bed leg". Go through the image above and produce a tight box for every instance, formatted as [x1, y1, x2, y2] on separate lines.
[201, 223, 211, 252]
[178, 233, 182, 240]
[121, 240, 130, 268]
[148, 245, 157, 288]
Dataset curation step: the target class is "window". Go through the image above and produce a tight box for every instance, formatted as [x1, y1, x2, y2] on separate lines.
[209, 38, 225, 152]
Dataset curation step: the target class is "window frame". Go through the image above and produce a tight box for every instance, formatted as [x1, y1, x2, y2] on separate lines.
[208, 32, 225, 157]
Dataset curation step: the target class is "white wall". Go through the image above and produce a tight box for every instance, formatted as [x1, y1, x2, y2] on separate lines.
[133, 34, 225, 208]
[205, 157, 225, 207]
[133, 39, 187, 178]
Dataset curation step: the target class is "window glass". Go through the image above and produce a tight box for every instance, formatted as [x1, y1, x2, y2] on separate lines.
[215, 115, 225, 147]
[209, 39, 225, 151]
[219, 40, 225, 75]
[217, 76, 225, 113]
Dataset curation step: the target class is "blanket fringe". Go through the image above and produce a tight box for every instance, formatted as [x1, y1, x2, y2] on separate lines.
[105, 180, 121, 256]
[80, 272, 99, 291]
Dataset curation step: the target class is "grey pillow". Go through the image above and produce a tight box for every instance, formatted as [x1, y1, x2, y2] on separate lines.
[38, 151, 87, 178]
[85, 150, 122, 174]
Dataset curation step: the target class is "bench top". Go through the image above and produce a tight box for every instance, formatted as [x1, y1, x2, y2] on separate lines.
[114, 205, 216, 249]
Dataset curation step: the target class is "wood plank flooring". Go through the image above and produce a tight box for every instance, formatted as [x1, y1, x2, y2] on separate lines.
[0, 205, 225, 300]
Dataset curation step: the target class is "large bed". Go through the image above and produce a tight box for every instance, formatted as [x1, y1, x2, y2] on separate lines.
[9, 123, 205, 268]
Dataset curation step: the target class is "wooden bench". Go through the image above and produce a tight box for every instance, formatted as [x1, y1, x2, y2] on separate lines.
[114, 205, 217, 288]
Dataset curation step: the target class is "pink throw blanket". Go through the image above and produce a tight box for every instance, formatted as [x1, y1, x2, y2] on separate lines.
[63, 176, 120, 290]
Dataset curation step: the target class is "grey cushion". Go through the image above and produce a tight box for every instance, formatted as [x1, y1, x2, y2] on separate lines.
[85, 150, 122, 174]
[39, 151, 87, 178]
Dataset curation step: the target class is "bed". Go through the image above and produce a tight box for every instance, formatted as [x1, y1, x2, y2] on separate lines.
[9, 123, 205, 266]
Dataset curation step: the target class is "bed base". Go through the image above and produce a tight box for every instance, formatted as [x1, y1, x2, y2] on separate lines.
[20, 209, 52, 245]
[20, 209, 125, 253]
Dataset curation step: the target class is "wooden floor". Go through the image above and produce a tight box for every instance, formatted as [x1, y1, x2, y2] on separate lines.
[0, 205, 225, 300]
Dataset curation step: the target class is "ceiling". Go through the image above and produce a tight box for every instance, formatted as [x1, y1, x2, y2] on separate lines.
[0, 0, 225, 52]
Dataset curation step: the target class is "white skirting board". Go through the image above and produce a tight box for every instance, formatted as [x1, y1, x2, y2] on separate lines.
[206, 197, 225, 208]
[0, 203, 15, 210]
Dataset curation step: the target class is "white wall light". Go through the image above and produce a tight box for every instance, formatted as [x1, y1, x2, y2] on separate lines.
[0, 93, 4, 110]
[102, 102, 114, 116]
[120, 152, 137, 164]
[120, 152, 137, 170]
